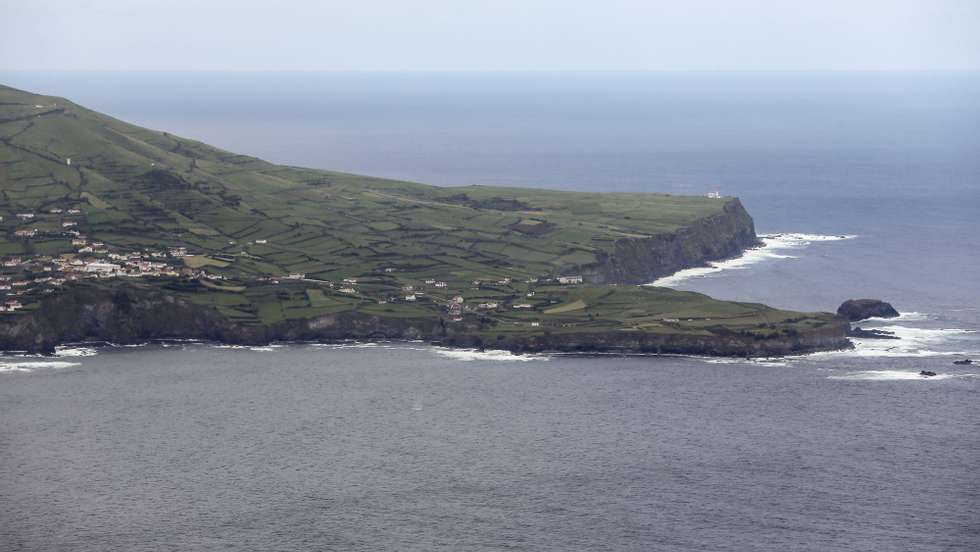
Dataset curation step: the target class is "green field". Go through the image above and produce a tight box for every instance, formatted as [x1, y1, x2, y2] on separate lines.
[0, 84, 841, 345]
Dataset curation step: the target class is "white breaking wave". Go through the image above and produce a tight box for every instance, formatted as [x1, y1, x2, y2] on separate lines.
[0, 361, 81, 374]
[809, 326, 978, 359]
[431, 348, 549, 362]
[309, 342, 383, 349]
[864, 311, 931, 323]
[828, 370, 977, 381]
[650, 233, 856, 287]
[850, 326, 976, 358]
[54, 346, 99, 357]
[697, 356, 789, 367]
[309, 342, 547, 360]
[212, 344, 281, 352]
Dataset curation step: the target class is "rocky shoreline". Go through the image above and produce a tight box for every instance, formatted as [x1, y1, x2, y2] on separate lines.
[0, 200, 856, 358]
[0, 282, 852, 357]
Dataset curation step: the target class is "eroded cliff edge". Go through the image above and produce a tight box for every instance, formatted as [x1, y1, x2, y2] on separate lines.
[583, 199, 759, 284]
[0, 283, 850, 356]
[0, 198, 850, 357]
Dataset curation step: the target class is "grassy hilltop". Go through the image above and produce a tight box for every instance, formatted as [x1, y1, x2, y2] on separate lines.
[0, 84, 846, 353]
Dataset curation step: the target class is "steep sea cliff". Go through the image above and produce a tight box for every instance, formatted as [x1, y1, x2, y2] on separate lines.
[0, 283, 849, 356]
[0, 202, 849, 357]
[583, 199, 759, 284]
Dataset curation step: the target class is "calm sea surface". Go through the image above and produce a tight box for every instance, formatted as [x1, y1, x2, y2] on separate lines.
[1, 72, 978, 551]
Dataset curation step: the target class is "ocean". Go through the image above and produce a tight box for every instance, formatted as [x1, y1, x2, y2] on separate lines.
[1, 71, 978, 551]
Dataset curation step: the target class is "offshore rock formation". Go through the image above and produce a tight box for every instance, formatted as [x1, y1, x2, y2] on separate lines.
[836, 299, 900, 322]
[847, 327, 900, 340]
[583, 199, 759, 284]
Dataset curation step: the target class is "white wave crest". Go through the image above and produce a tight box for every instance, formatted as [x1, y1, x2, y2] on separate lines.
[697, 356, 789, 367]
[806, 326, 978, 359]
[828, 370, 975, 381]
[851, 327, 976, 358]
[431, 348, 549, 362]
[0, 361, 81, 374]
[212, 344, 281, 352]
[861, 311, 932, 323]
[649, 233, 856, 287]
[309, 342, 382, 349]
[54, 346, 99, 357]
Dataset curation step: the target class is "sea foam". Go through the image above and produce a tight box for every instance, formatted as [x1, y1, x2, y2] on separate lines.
[804, 325, 978, 359]
[431, 348, 549, 362]
[212, 344, 282, 352]
[828, 370, 976, 381]
[0, 361, 81, 374]
[54, 346, 99, 357]
[650, 233, 856, 287]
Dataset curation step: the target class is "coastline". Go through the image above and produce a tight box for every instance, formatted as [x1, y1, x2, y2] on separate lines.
[0, 276, 852, 357]
[2, 333, 854, 362]
[0, 84, 854, 359]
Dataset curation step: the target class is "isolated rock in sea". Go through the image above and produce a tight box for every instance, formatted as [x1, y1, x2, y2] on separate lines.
[847, 327, 900, 340]
[836, 299, 900, 322]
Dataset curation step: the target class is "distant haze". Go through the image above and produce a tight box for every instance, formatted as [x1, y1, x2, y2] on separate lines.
[2, 0, 978, 72]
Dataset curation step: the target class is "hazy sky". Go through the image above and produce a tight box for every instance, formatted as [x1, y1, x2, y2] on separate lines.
[2, 0, 977, 71]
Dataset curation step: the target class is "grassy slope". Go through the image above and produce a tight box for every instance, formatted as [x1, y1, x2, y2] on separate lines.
[0, 84, 836, 341]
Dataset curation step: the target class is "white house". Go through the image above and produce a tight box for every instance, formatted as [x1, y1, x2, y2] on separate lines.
[84, 262, 121, 273]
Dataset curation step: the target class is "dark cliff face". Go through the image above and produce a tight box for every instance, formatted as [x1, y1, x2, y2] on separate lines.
[0, 283, 850, 357]
[441, 317, 852, 357]
[0, 201, 846, 357]
[836, 299, 900, 322]
[0, 284, 447, 354]
[582, 199, 759, 284]
[0, 285, 257, 353]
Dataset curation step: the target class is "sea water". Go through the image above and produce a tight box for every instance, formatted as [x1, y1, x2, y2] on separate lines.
[1, 71, 978, 551]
